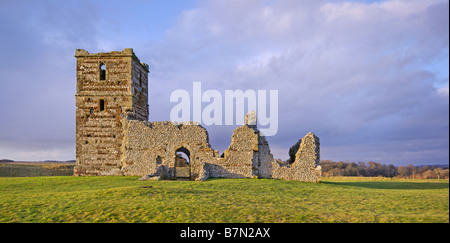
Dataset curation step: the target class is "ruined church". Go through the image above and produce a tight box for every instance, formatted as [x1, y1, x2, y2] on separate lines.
[74, 48, 321, 182]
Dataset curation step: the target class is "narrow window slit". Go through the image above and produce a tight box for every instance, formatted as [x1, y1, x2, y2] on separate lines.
[100, 63, 106, 81]
[100, 99, 105, 111]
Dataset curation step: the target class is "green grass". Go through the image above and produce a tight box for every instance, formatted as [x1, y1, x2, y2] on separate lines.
[0, 176, 448, 223]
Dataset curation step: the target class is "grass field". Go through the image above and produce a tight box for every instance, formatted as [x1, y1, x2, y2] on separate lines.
[0, 163, 74, 177]
[0, 176, 448, 223]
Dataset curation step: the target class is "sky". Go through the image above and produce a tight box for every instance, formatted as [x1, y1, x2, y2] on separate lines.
[0, 0, 448, 166]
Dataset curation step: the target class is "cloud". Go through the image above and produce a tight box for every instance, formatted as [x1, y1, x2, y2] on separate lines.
[437, 85, 449, 97]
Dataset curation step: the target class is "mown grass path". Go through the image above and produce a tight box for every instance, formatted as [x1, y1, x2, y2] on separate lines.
[0, 176, 448, 223]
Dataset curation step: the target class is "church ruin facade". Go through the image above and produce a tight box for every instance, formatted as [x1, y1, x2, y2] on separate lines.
[74, 48, 321, 182]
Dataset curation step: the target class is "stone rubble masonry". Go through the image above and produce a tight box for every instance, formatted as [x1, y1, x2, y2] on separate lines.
[74, 49, 321, 182]
[272, 133, 321, 183]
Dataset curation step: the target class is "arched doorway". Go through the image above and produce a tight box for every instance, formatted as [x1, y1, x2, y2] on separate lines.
[175, 147, 191, 180]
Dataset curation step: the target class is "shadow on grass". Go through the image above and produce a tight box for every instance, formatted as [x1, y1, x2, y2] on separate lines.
[322, 181, 449, 190]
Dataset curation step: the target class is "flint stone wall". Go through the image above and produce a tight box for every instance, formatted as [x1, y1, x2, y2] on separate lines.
[206, 125, 260, 179]
[272, 132, 321, 182]
[121, 118, 214, 180]
[121, 115, 274, 181]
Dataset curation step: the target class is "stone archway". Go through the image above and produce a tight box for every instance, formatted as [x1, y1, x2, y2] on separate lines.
[175, 147, 191, 180]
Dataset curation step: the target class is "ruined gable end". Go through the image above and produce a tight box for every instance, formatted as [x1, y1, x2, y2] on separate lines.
[272, 132, 321, 182]
[294, 132, 320, 168]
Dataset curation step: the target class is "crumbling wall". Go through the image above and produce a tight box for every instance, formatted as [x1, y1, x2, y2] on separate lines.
[272, 132, 321, 182]
[206, 125, 259, 179]
[120, 111, 321, 182]
[204, 112, 275, 180]
[123, 116, 277, 181]
[121, 117, 215, 180]
[257, 134, 274, 179]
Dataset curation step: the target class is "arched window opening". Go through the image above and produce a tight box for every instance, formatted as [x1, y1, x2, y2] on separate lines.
[100, 63, 106, 80]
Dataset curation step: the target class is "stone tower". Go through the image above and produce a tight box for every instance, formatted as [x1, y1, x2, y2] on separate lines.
[74, 48, 149, 176]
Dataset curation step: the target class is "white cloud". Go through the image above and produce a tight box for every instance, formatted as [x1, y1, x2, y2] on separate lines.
[437, 85, 449, 97]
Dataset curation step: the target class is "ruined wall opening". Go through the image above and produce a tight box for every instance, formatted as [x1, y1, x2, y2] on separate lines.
[156, 156, 163, 165]
[175, 147, 191, 180]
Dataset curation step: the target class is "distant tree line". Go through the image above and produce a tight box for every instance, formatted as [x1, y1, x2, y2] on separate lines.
[320, 160, 449, 179]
